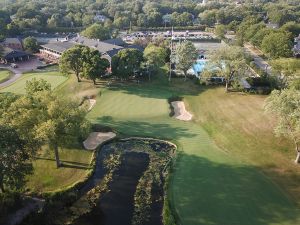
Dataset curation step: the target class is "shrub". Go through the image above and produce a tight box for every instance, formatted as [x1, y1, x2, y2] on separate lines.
[290, 79, 300, 90]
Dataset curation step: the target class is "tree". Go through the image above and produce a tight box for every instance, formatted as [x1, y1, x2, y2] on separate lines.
[270, 58, 300, 89]
[261, 32, 293, 59]
[32, 91, 90, 168]
[59, 45, 90, 82]
[143, 44, 167, 81]
[23, 36, 39, 53]
[0, 125, 32, 193]
[83, 50, 110, 85]
[175, 41, 198, 81]
[81, 23, 111, 40]
[2, 80, 90, 168]
[209, 45, 246, 92]
[265, 89, 300, 164]
[215, 24, 226, 39]
[111, 48, 143, 80]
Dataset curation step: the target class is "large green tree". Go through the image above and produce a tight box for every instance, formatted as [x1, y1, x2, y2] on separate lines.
[59, 45, 90, 82]
[111, 48, 143, 80]
[261, 32, 293, 59]
[209, 45, 246, 92]
[83, 50, 110, 85]
[265, 89, 300, 164]
[175, 41, 198, 81]
[143, 44, 167, 81]
[81, 23, 111, 40]
[2, 80, 90, 168]
[270, 58, 300, 89]
[0, 126, 32, 193]
[23, 36, 39, 53]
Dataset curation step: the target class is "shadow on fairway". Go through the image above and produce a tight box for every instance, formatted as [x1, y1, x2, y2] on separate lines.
[93, 116, 197, 140]
[172, 154, 300, 225]
[106, 79, 202, 100]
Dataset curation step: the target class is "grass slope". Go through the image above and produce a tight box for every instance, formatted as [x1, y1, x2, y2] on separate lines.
[0, 71, 68, 94]
[26, 146, 93, 193]
[87, 76, 300, 225]
[0, 69, 12, 83]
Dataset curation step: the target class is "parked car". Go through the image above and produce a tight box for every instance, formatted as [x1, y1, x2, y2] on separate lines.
[10, 63, 18, 68]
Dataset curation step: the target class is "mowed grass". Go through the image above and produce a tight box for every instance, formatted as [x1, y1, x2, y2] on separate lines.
[87, 75, 300, 225]
[26, 146, 93, 193]
[0, 69, 12, 83]
[0, 71, 68, 94]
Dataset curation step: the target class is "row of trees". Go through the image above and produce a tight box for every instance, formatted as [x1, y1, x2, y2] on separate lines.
[0, 0, 299, 38]
[236, 17, 298, 58]
[0, 80, 90, 194]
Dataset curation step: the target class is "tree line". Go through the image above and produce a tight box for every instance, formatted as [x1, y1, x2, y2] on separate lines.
[0, 0, 299, 39]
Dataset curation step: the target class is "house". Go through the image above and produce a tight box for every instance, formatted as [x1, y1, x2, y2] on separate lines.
[0, 47, 31, 63]
[1, 38, 23, 50]
[293, 34, 300, 58]
[265, 22, 279, 29]
[94, 14, 108, 23]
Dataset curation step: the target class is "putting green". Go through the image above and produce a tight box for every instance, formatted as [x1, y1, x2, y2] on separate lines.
[0, 71, 68, 94]
[87, 80, 300, 225]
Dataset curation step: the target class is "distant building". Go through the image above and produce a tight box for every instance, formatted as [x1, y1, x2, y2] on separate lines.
[0, 47, 31, 63]
[94, 14, 108, 23]
[40, 35, 143, 63]
[293, 34, 300, 58]
[265, 22, 279, 29]
[1, 38, 23, 50]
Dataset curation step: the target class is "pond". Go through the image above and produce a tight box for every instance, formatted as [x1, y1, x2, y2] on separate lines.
[73, 139, 176, 225]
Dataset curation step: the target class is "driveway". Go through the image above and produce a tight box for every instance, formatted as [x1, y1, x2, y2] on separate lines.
[244, 43, 272, 75]
[0, 58, 44, 88]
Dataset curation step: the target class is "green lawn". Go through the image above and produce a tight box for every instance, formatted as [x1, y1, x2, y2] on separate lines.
[0, 71, 68, 94]
[0, 69, 12, 83]
[26, 146, 93, 193]
[86, 75, 300, 225]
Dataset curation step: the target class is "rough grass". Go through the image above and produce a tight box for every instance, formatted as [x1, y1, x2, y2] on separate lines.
[85, 73, 300, 225]
[0, 71, 68, 94]
[26, 146, 93, 193]
[0, 69, 12, 83]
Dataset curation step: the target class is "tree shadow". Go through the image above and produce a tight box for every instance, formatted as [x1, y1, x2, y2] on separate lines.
[171, 154, 300, 225]
[93, 116, 197, 140]
[105, 78, 202, 100]
[34, 157, 91, 170]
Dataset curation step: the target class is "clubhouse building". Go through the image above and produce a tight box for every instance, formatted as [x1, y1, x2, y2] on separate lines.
[40, 35, 143, 63]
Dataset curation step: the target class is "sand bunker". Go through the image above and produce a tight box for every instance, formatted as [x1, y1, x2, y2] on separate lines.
[83, 132, 116, 150]
[87, 99, 96, 111]
[171, 101, 192, 121]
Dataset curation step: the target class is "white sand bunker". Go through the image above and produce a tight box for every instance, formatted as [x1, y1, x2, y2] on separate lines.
[87, 99, 96, 111]
[83, 132, 116, 150]
[171, 101, 192, 121]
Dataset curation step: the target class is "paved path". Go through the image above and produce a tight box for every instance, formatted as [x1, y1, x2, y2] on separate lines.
[0, 58, 44, 88]
[244, 43, 272, 75]
[0, 66, 22, 88]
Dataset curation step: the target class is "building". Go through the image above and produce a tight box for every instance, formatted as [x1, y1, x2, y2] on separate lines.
[0, 47, 31, 63]
[94, 14, 108, 23]
[40, 35, 143, 63]
[1, 38, 23, 50]
[293, 34, 300, 58]
[40, 41, 76, 61]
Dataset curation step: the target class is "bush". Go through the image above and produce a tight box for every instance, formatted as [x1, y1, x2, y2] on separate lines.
[290, 79, 300, 90]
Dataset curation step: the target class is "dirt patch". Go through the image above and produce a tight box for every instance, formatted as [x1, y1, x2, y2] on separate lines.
[83, 132, 116, 150]
[171, 101, 192, 121]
